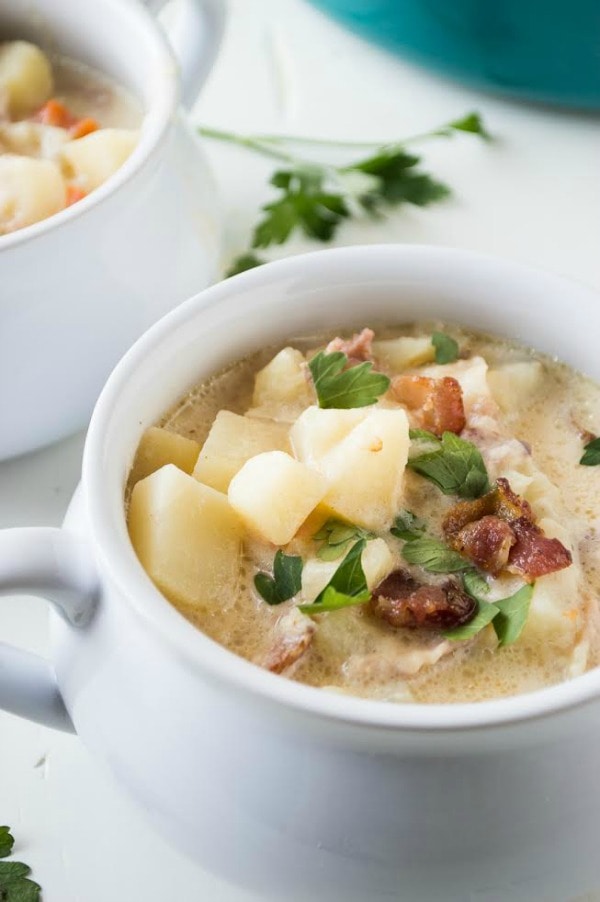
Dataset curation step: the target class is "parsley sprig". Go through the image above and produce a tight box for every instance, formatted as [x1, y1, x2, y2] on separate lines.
[444, 580, 534, 646]
[0, 826, 41, 901]
[431, 331, 460, 364]
[199, 113, 490, 276]
[254, 550, 303, 605]
[390, 510, 426, 541]
[408, 429, 491, 499]
[299, 539, 371, 614]
[309, 351, 390, 409]
[314, 519, 375, 561]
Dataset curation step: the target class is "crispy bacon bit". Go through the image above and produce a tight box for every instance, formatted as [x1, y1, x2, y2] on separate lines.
[262, 609, 315, 674]
[370, 570, 476, 631]
[391, 374, 466, 436]
[443, 477, 572, 579]
[508, 518, 572, 581]
[326, 327, 374, 364]
[450, 515, 516, 575]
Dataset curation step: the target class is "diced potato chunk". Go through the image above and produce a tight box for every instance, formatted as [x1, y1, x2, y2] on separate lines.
[301, 538, 395, 603]
[487, 361, 544, 412]
[290, 406, 368, 465]
[228, 451, 327, 545]
[248, 348, 313, 420]
[129, 426, 200, 487]
[0, 155, 65, 234]
[128, 465, 242, 615]
[193, 411, 290, 492]
[0, 121, 68, 159]
[60, 128, 137, 191]
[316, 408, 410, 531]
[372, 336, 435, 372]
[0, 41, 53, 117]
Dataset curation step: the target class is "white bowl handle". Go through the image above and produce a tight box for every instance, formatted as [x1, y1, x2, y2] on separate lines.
[144, 0, 226, 108]
[0, 528, 98, 732]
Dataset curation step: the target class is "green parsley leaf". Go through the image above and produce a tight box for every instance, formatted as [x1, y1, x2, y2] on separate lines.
[349, 148, 450, 211]
[0, 829, 41, 902]
[580, 437, 600, 466]
[298, 585, 371, 614]
[409, 428, 440, 444]
[444, 598, 499, 641]
[314, 518, 375, 560]
[308, 351, 390, 409]
[226, 252, 265, 278]
[254, 551, 303, 605]
[462, 568, 490, 598]
[431, 331, 459, 364]
[299, 539, 371, 614]
[390, 510, 426, 541]
[252, 167, 350, 249]
[0, 828, 14, 860]
[443, 112, 491, 139]
[401, 536, 471, 573]
[492, 584, 534, 646]
[408, 431, 491, 499]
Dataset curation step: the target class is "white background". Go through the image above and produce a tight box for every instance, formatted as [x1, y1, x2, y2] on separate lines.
[1, 0, 599, 898]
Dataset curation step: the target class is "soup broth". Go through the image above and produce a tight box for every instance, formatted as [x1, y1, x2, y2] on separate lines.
[127, 324, 600, 704]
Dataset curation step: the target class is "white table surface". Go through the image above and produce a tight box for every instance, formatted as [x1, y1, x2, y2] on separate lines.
[1, 0, 599, 899]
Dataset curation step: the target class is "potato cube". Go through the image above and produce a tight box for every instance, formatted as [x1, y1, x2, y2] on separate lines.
[487, 361, 544, 412]
[128, 465, 242, 615]
[61, 128, 138, 191]
[193, 411, 290, 492]
[290, 406, 368, 465]
[129, 427, 200, 487]
[301, 538, 395, 603]
[248, 348, 313, 420]
[228, 451, 327, 545]
[0, 41, 53, 117]
[372, 336, 435, 372]
[317, 408, 410, 531]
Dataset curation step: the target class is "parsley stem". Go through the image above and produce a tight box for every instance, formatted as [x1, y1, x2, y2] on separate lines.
[198, 126, 298, 164]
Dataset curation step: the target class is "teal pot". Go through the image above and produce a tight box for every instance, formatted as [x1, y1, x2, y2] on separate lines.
[308, 0, 600, 109]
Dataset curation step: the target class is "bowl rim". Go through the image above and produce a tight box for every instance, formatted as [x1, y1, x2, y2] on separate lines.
[83, 244, 600, 733]
[0, 0, 177, 254]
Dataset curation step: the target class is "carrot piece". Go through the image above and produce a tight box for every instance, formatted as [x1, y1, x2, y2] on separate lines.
[35, 98, 75, 128]
[65, 185, 87, 206]
[69, 117, 100, 140]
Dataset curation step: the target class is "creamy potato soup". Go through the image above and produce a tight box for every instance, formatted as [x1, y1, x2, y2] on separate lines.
[0, 39, 141, 234]
[126, 325, 600, 704]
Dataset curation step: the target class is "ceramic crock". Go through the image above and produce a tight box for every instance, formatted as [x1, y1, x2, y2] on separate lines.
[1, 246, 600, 901]
[0, 0, 224, 461]
[308, 0, 600, 109]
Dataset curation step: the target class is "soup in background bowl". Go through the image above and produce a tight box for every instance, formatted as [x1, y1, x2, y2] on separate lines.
[0, 39, 141, 234]
[2, 247, 600, 900]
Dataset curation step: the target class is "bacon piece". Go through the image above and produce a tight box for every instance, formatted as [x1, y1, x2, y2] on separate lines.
[326, 327, 374, 364]
[450, 515, 516, 575]
[443, 477, 571, 579]
[391, 374, 465, 436]
[370, 570, 476, 631]
[262, 609, 315, 674]
[508, 518, 572, 581]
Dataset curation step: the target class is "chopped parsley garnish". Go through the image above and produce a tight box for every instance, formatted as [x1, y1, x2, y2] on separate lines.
[314, 519, 375, 560]
[444, 578, 534, 646]
[408, 430, 491, 499]
[390, 510, 427, 541]
[580, 437, 600, 466]
[308, 351, 390, 409]
[431, 331, 459, 364]
[0, 827, 41, 901]
[299, 539, 371, 614]
[401, 536, 473, 573]
[254, 551, 303, 605]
